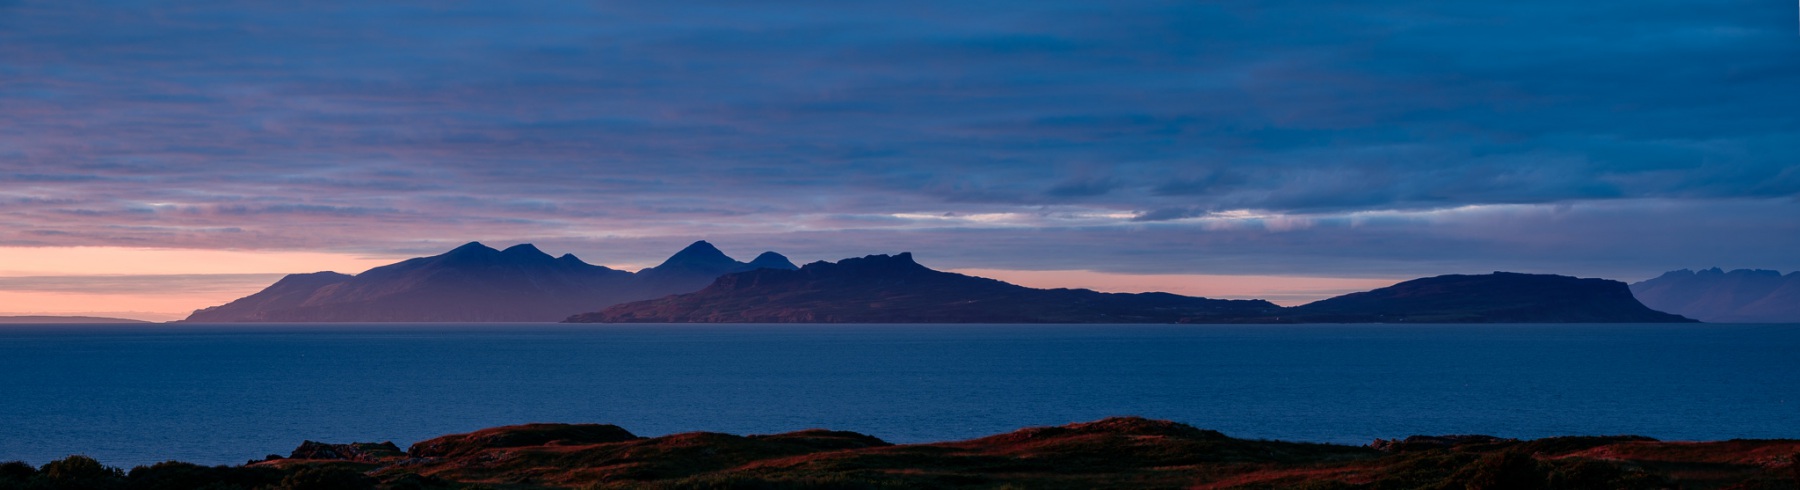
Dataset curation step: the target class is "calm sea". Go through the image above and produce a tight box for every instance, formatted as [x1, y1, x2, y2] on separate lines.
[0, 323, 1795, 467]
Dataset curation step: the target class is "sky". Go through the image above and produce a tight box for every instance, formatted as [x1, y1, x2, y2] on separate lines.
[2, 1, 1797, 320]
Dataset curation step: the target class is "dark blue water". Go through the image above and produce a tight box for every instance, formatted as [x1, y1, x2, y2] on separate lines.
[0, 323, 1795, 467]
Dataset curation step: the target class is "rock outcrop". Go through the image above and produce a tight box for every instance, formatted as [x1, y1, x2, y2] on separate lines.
[286, 441, 404, 463]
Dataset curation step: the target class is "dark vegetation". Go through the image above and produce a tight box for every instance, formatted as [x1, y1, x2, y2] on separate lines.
[6, 418, 1794, 489]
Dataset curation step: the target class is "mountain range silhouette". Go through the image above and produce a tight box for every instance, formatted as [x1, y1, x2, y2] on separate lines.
[183, 241, 795, 322]
[187, 241, 1698, 324]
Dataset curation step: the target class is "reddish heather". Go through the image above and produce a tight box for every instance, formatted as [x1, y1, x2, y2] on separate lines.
[218, 417, 1800, 489]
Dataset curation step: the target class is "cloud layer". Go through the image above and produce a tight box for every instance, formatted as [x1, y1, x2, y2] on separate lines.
[1, 1, 1796, 278]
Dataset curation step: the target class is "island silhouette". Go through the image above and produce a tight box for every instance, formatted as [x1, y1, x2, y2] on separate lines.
[183, 241, 795, 323]
[184, 241, 1695, 324]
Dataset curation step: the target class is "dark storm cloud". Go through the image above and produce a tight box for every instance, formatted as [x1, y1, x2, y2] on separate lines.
[0, 0, 1794, 276]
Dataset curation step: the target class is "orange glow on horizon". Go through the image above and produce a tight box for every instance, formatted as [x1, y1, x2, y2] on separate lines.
[0, 246, 1403, 321]
[0, 247, 407, 321]
[0, 290, 241, 322]
[0, 246, 404, 276]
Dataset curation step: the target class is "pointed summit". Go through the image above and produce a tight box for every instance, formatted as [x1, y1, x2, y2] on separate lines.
[557, 253, 589, 265]
[747, 251, 799, 270]
[632, 240, 799, 291]
[438, 242, 503, 264]
[446, 241, 498, 255]
[435, 241, 505, 266]
[501, 243, 553, 260]
[654, 240, 738, 269]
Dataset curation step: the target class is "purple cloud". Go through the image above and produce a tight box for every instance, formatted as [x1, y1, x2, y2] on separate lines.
[0, 0, 1794, 279]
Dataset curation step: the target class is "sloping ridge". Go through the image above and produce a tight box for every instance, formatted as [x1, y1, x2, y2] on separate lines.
[183, 241, 798, 323]
[180, 272, 357, 322]
[0, 316, 154, 324]
[570, 252, 1281, 323]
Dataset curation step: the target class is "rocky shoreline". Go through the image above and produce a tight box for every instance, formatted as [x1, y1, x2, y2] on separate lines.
[5, 417, 1797, 489]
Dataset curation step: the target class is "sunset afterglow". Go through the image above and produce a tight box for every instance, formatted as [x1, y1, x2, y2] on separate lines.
[2, 1, 1796, 319]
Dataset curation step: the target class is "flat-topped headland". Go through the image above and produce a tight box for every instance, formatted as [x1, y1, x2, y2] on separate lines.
[6, 418, 1795, 489]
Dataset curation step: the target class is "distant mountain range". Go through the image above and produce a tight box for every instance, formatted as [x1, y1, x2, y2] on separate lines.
[572, 254, 1694, 324]
[0, 316, 151, 324]
[185, 240, 1705, 324]
[568, 253, 1278, 323]
[183, 241, 796, 322]
[1630, 268, 1800, 323]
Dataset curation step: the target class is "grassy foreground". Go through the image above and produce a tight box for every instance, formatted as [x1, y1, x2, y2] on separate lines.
[4, 417, 1797, 489]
